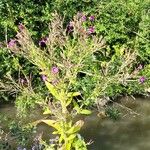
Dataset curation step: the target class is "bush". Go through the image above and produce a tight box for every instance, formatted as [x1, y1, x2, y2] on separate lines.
[0, 1, 149, 103]
[0, 1, 149, 148]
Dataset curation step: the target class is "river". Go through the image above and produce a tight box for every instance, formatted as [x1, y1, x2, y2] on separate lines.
[0, 97, 150, 150]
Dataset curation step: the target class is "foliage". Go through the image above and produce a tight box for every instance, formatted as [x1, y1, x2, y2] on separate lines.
[0, 112, 37, 149]
[0, 11, 145, 149]
[105, 107, 121, 120]
[0, 0, 149, 51]
[0, 0, 149, 149]
[0, 0, 149, 103]
[9, 121, 36, 147]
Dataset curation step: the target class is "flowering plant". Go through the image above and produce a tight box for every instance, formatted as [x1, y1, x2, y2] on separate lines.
[1, 12, 146, 149]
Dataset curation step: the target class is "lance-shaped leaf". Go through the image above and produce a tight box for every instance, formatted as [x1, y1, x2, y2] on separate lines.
[67, 120, 84, 134]
[45, 81, 60, 100]
[42, 120, 60, 130]
[67, 92, 81, 97]
[73, 100, 91, 115]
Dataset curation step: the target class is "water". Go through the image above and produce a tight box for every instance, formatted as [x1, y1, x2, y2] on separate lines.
[0, 97, 150, 150]
[81, 97, 150, 150]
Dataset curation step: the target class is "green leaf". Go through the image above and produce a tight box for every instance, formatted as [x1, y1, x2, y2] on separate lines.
[66, 92, 81, 107]
[80, 109, 91, 115]
[59, 134, 64, 143]
[52, 131, 60, 134]
[45, 81, 60, 100]
[73, 101, 81, 113]
[67, 134, 76, 141]
[73, 101, 91, 115]
[41, 120, 62, 132]
[66, 98, 72, 107]
[67, 92, 81, 97]
[67, 120, 84, 134]
[43, 107, 51, 115]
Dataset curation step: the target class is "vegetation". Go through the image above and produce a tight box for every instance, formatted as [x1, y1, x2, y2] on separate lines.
[0, 0, 149, 149]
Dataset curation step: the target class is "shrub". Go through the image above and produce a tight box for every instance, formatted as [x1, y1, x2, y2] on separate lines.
[0, 12, 146, 149]
[0, 0, 149, 102]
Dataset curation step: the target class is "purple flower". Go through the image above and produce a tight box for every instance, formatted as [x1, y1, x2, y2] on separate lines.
[39, 37, 48, 48]
[87, 26, 95, 34]
[139, 76, 146, 83]
[39, 40, 46, 47]
[8, 39, 16, 48]
[41, 75, 47, 81]
[66, 22, 74, 34]
[51, 66, 59, 74]
[18, 23, 25, 31]
[81, 15, 87, 21]
[89, 16, 95, 21]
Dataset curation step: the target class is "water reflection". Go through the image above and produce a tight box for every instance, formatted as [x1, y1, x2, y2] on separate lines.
[1, 97, 150, 150]
[81, 97, 150, 150]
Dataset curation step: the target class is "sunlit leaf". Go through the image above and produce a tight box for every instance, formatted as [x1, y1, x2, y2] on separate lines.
[41, 120, 62, 132]
[67, 134, 76, 141]
[43, 107, 51, 115]
[80, 109, 91, 115]
[45, 81, 60, 100]
[67, 92, 81, 97]
[67, 120, 84, 134]
[66, 98, 72, 107]
[52, 131, 60, 134]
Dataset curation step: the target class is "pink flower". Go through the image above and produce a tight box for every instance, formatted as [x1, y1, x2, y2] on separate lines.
[89, 16, 95, 21]
[87, 26, 95, 34]
[51, 66, 59, 74]
[18, 23, 25, 31]
[81, 15, 87, 21]
[41, 75, 47, 81]
[8, 39, 16, 48]
[20, 78, 28, 86]
[20, 79, 25, 84]
[139, 76, 146, 83]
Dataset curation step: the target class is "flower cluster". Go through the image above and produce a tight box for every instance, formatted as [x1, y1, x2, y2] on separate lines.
[41, 66, 59, 86]
[8, 23, 24, 49]
[66, 13, 96, 35]
[80, 14, 95, 35]
[81, 14, 95, 22]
